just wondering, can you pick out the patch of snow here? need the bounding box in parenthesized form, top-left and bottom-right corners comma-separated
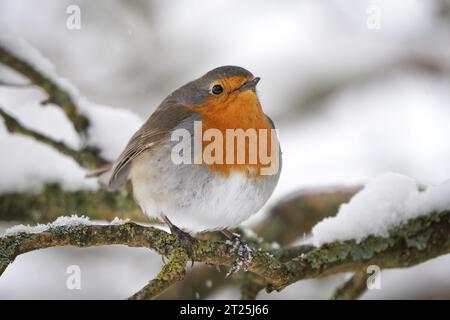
(2, 215, 129, 237)
(81, 102, 142, 161)
(3, 223, 49, 236)
(312, 172, 450, 246)
(110, 217, 130, 225)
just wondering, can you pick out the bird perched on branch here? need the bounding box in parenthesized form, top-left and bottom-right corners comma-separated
(103, 66, 281, 269)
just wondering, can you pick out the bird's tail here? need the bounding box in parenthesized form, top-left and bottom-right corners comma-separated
(85, 164, 113, 188)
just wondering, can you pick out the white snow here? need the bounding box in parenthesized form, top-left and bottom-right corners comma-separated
(312, 173, 450, 246)
(0, 88, 81, 149)
(1, 215, 129, 237)
(81, 102, 142, 161)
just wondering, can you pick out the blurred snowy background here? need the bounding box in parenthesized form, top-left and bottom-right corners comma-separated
(0, 0, 449, 299)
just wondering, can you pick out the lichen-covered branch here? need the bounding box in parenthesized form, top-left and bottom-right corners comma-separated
(156, 259, 227, 299)
(1, 210, 448, 299)
(276, 210, 450, 290)
(239, 272, 266, 300)
(0, 184, 144, 223)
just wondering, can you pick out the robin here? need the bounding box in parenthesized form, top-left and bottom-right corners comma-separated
(104, 66, 281, 269)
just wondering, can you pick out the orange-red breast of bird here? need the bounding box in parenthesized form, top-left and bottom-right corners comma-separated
(187, 75, 275, 177)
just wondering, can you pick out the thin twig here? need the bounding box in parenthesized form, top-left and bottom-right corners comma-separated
(0, 80, 31, 87)
(0, 106, 106, 168)
(331, 271, 368, 300)
(129, 248, 188, 299)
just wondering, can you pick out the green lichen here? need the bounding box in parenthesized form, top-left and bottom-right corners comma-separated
(158, 248, 187, 281)
(350, 237, 394, 260)
(306, 243, 352, 269)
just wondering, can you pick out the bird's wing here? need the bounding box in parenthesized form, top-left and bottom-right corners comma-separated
(108, 102, 194, 190)
(265, 114, 276, 130)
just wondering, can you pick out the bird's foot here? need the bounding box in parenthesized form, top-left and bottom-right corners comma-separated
(224, 233, 253, 277)
(168, 224, 197, 266)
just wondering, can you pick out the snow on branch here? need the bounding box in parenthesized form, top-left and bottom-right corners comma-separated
(312, 173, 450, 245)
(0, 106, 104, 168)
(1, 208, 449, 299)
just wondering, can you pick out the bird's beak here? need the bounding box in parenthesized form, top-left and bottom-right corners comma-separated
(234, 77, 260, 93)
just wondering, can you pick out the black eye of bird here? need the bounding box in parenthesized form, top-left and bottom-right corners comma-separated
(211, 84, 223, 95)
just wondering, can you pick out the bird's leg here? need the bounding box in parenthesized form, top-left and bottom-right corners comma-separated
(161, 214, 196, 265)
(220, 229, 253, 276)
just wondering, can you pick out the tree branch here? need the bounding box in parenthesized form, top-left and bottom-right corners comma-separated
(239, 272, 266, 300)
(0, 107, 106, 168)
(331, 271, 368, 300)
(129, 248, 188, 299)
(0, 45, 90, 136)
(0, 184, 144, 223)
(0, 45, 108, 169)
(0, 184, 356, 298)
(1, 210, 448, 298)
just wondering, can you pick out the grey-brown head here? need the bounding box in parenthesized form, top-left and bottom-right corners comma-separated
(167, 65, 259, 106)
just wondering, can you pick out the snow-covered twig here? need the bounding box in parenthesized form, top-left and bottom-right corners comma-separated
(0, 45, 108, 169)
(0, 106, 105, 168)
(331, 271, 368, 300)
(0, 45, 90, 136)
(1, 210, 449, 299)
(0, 40, 142, 169)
